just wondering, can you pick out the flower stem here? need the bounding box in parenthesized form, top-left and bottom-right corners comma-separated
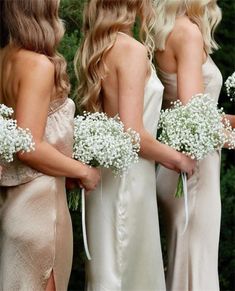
(175, 175, 184, 198)
(67, 189, 81, 211)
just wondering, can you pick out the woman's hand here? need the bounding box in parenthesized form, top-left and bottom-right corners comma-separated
(66, 166, 101, 192)
(79, 166, 101, 192)
(160, 150, 196, 177)
(176, 153, 196, 178)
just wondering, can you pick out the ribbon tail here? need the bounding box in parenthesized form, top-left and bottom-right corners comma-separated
(100, 168, 103, 204)
(81, 188, 92, 260)
(181, 172, 189, 234)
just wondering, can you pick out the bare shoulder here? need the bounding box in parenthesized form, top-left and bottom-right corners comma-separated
(112, 33, 148, 61)
(170, 17, 203, 47)
(14, 49, 54, 77)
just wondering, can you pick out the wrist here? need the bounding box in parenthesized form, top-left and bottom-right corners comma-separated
(74, 161, 89, 180)
(172, 150, 182, 169)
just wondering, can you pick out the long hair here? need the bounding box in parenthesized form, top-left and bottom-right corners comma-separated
(2, 0, 70, 97)
(75, 0, 156, 112)
(154, 0, 222, 54)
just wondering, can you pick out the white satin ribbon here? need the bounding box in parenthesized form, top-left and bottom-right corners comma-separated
(181, 172, 189, 234)
(81, 188, 92, 260)
(81, 170, 103, 261)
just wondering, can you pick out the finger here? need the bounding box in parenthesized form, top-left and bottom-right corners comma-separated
(188, 171, 193, 179)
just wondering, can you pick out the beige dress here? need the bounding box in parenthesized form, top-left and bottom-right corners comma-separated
(156, 56, 223, 291)
(0, 97, 75, 291)
(85, 67, 166, 291)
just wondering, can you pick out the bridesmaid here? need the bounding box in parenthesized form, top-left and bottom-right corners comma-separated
(75, 0, 195, 290)
(154, 0, 226, 290)
(0, 0, 100, 290)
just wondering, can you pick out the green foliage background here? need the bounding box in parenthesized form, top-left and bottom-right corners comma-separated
(59, 0, 235, 290)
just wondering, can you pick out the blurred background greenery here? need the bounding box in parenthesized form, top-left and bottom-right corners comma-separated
(59, 0, 235, 290)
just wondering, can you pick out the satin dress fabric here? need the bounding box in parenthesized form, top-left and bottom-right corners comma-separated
(85, 67, 166, 291)
(0, 97, 75, 291)
(156, 56, 223, 291)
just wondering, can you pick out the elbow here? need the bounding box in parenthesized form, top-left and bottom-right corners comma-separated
(17, 142, 39, 164)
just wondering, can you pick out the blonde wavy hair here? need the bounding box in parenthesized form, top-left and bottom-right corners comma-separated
(75, 0, 156, 112)
(154, 0, 222, 54)
(2, 0, 70, 97)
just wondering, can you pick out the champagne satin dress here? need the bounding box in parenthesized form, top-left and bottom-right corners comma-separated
(0, 97, 75, 291)
(85, 67, 166, 291)
(156, 56, 223, 291)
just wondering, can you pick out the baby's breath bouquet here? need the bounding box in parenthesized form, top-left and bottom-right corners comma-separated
(0, 104, 35, 164)
(225, 72, 235, 101)
(69, 111, 140, 209)
(158, 93, 235, 198)
(73, 112, 140, 173)
(70, 111, 140, 259)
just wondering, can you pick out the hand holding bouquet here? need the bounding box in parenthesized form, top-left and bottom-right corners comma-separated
(0, 104, 35, 164)
(158, 93, 235, 198)
(157, 93, 235, 233)
(69, 111, 140, 209)
(70, 111, 140, 259)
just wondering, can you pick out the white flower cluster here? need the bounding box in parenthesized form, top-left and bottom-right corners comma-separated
(158, 94, 235, 160)
(0, 104, 14, 117)
(225, 72, 235, 101)
(73, 112, 140, 175)
(0, 104, 35, 163)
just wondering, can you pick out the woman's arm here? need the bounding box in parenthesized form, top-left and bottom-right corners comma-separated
(115, 39, 195, 175)
(15, 53, 100, 191)
(173, 22, 205, 104)
(172, 23, 234, 150)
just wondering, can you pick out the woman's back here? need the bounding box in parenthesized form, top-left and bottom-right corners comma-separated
(0, 47, 58, 109)
(101, 33, 149, 117)
(156, 17, 207, 74)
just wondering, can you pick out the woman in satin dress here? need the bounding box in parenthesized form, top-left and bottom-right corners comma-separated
(0, 0, 100, 290)
(154, 1, 234, 290)
(75, 0, 196, 290)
